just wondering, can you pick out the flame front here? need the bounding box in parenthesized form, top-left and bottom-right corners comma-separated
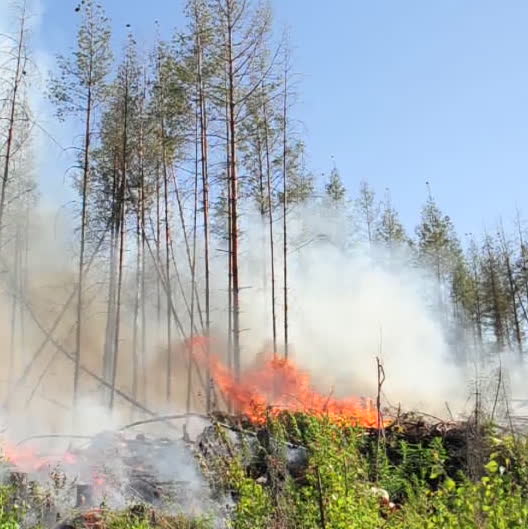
(188, 337, 387, 428)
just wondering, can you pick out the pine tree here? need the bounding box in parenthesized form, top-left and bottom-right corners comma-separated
(355, 180, 378, 246)
(48, 0, 112, 410)
(324, 165, 346, 204)
(213, 0, 273, 380)
(375, 189, 409, 250)
(481, 234, 509, 351)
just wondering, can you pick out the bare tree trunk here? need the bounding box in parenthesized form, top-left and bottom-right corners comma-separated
(132, 77, 147, 408)
(226, 6, 241, 381)
(73, 78, 93, 410)
(0, 1, 27, 249)
(162, 138, 172, 403)
(157, 49, 173, 404)
(282, 55, 289, 359)
(8, 223, 21, 397)
(110, 174, 126, 410)
(140, 141, 147, 406)
(256, 132, 267, 295)
(225, 69, 233, 409)
(262, 89, 277, 355)
(196, 25, 212, 412)
(171, 170, 205, 329)
(156, 163, 162, 325)
(186, 107, 200, 420)
(110, 68, 130, 410)
(103, 155, 118, 403)
(20, 202, 30, 359)
(132, 200, 141, 403)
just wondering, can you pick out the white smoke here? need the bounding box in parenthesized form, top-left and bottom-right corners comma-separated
(231, 207, 467, 417)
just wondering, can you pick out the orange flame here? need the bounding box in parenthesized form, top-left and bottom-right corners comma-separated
(187, 336, 388, 428)
(1, 443, 78, 473)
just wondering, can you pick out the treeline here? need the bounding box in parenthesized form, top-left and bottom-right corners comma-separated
(0, 0, 526, 418)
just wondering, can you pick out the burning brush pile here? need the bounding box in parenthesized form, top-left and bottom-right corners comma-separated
(0, 346, 505, 528)
(0, 429, 219, 527)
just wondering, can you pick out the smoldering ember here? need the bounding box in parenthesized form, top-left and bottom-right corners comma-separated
(2, 0, 528, 528)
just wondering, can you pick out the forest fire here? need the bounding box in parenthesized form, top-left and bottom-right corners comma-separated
(188, 336, 387, 428)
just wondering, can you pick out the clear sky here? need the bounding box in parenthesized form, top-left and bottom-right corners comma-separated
(31, 0, 528, 238)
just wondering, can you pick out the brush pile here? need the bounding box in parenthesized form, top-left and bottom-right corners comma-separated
(0, 410, 504, 528)
(1, 429, 213, 527)
(198, 410, 490, 486)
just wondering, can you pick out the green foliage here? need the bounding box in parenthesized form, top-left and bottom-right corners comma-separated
(103, 507, 211, 529)
(3, 417, 528, 528)
(48, 0, 113, 119)
(0, 485, 27, 529)
(213, 414, 528, 529)
(324, 167, 346, 204)
(375, 190, 409, 249)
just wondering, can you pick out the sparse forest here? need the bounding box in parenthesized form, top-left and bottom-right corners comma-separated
(2, 0, 528, 528)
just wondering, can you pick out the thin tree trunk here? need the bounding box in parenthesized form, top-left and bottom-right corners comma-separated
(225, 69, 233, 408)
(171, 169, 205, 329)
(0, 2, 27, 249)
(132, 200, 141, 403)
(103, 155, 118, 404)
(186, 105, 200, 420)
(140, 136, 147, 406)
(196, 25, 212, 412)
(226, 7, 241, 381)
(262, 89, 277, 355)
(156, 163, 162, 325)
(282, 55, 289, 359)
(110, 178, 126, 410)
(20, 202, 30, 359)
(110, 68, 129, 410)
(256, 129, 267, 295)
(162, 135, 172, 403)
(8, 223, 20, 398)
(157, 49, 173, 404)
(73, 78, 93, 410)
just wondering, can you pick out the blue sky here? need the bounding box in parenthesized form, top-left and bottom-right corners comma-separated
(32, 0, 528, 238)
